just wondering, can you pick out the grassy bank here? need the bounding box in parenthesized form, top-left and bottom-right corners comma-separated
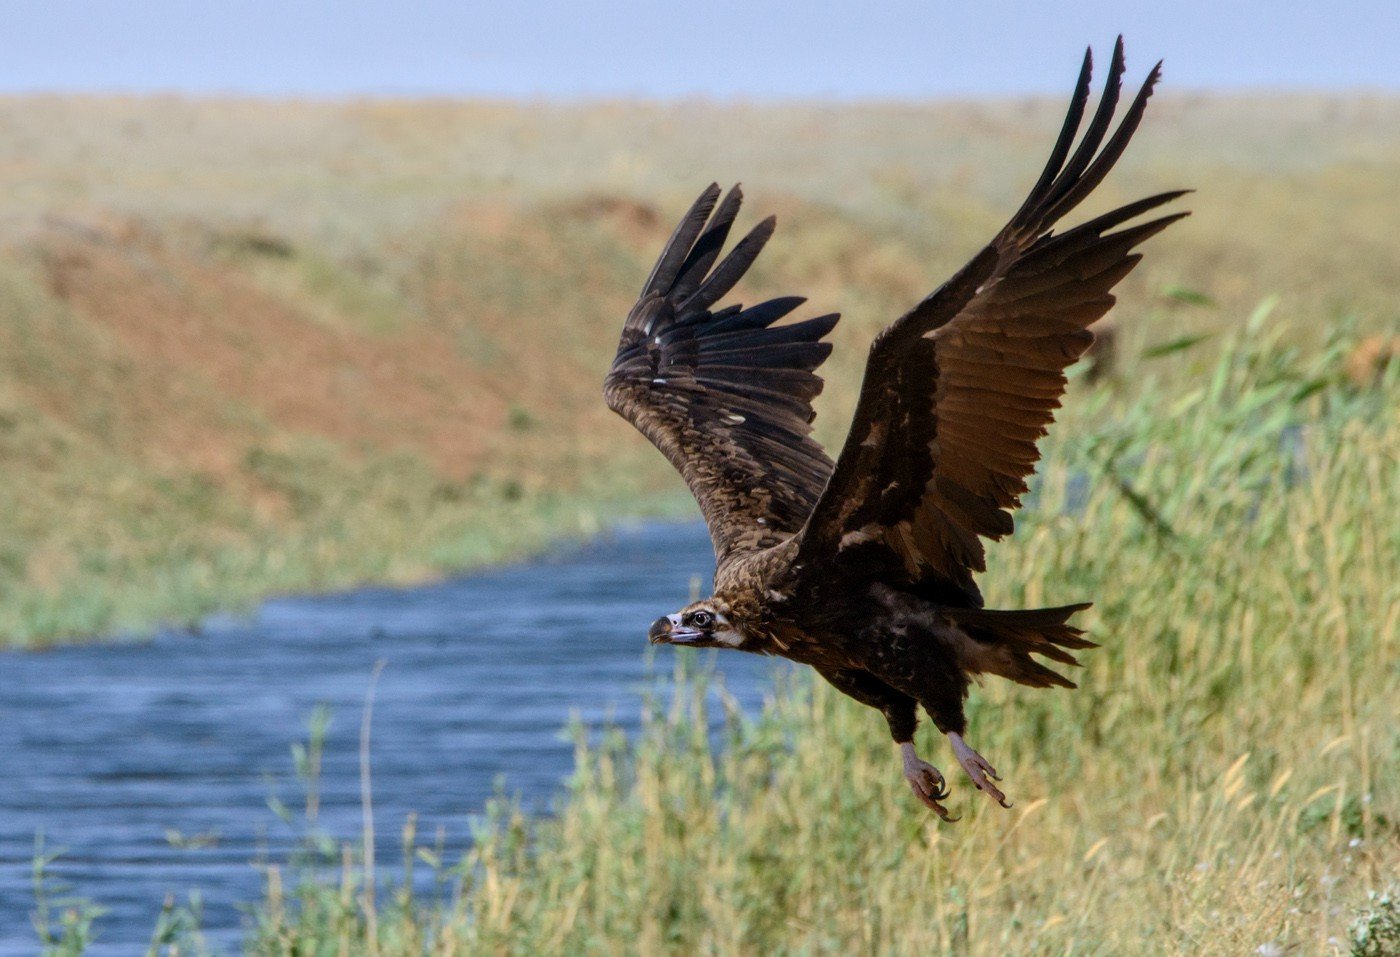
(4, 93, 1396, 953)
(0, 195, 695, 647)
(3, 94, 1400, 647)
(228, 329, 1398, 955)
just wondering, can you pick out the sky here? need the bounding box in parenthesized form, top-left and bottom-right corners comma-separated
(3, 0, 1396, 99)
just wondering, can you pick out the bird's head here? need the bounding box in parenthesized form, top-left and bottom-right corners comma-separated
(648, 598, 746, 648)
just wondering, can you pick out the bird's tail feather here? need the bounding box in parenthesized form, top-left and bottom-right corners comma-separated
(944, 602, 1096, 689)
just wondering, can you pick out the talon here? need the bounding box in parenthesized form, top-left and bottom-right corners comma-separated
(931, 801, 961, 823)
(900, 742, 960, 821)
(948, 732, 1012, 810)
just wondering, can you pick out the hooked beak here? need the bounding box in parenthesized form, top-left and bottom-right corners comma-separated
(648, 614, 703, 645)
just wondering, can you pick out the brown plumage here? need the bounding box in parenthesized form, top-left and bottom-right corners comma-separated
(605, 38, 1186, 819)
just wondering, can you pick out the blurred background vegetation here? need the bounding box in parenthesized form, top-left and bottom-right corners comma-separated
(2, 90, 1398, 954)
(249, 311, 1400, 954)
(1, 94, 1397, 648)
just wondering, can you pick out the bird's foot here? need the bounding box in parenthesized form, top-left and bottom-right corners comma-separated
(949, 732, 1011, 808)
(900, 742, 958, 822)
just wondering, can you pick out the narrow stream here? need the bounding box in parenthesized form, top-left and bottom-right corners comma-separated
(0, 522, 787, 954)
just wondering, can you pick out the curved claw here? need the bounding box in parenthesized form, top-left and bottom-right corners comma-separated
(901, 745, 961, 821)
(915, 766, 951, 804)
(967, 761, 1009, 807)
(949, 733, 1012, 809)
(910, 770, 959, 822)
(932, 801, 961, 823)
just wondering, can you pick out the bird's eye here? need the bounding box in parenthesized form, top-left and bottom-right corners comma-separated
(690, 610, 713, 628)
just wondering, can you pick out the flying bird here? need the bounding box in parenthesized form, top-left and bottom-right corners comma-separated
(604, 39, 1186, 819)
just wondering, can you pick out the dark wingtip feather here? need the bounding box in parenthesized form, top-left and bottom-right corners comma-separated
(706, 295, 807, 335)
(684, 214, 777, 314)
(1110, 210, 1191, 248)
(1040, 38, 1128, 214)
(1039, 60, 1161, 225)
(642, 183, 720, 298)
(672, 184, 745, 302)
(1013, 40, 1168, 237)
(1050, 189, 1191, 244)
(805, 312, 841, 340)
(1012, 47, 1094, 229)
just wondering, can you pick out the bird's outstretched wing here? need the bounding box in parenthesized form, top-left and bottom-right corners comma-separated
(604, 185, 839, 567)
(796, 38, 1188, 606)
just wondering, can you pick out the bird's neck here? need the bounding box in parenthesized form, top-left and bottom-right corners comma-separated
(711, 537, 804, 652)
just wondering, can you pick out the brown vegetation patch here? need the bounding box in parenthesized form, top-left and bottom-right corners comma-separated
(1345, 335, 1398, 389)
(32, 220, 501, 481)
(554, 193, 663, 245)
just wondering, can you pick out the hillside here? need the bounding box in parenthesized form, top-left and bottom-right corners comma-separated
(1, 93, 1397, 646)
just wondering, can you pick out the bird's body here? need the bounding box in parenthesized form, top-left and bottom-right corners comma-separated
(607, 38, 1185, 818)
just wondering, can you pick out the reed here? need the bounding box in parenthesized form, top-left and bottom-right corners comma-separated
(245, 331, 1399, 956)
(4, 93, 1397, 953)
(3, 94, 1399, 649)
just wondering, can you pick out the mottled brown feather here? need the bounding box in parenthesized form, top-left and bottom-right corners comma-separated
(604, 185, 839, 570)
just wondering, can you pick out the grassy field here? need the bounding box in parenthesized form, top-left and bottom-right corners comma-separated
(2, 91, 1398, 954)
(240, 334, 1399, 956)
(2, 92, 1399, 647)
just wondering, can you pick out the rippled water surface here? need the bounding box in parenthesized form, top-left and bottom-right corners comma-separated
(0, 522, 786, 953)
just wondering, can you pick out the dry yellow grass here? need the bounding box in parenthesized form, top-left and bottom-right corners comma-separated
(252, 331, 1399, 956)
(2, 93, 1397, 647)
(1, 93, 1396, 948)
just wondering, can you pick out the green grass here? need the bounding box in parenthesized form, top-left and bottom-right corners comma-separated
(2, 93, 1399, 648)
(228, 329, 1398, 956)
(0, 425, 691, 648)
(2, 92, 1397, 951)
(0, 212, 690, 648)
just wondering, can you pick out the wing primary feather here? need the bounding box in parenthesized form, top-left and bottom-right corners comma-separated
(1036, 36, 1127, 218)
(1011, 198, 1187, 284)
(698, 342, 833, 369)
(705, 295, 807, 335)
(642, 184, 720, 298)
(682, 216, 777, 314)
(675, 302, 741, 329)
(700, 313, 839, 351)
(1079, 212, 1190, 263)
(1010, 46, 1093, 230)
(672, 185, 744, 302)
(1053, 189, 1191, 242)
(1041, 60, 1163, 225)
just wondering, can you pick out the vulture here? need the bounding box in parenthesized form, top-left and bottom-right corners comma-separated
(604, 39, 1186, 819)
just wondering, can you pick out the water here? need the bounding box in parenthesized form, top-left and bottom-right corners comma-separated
(0, 522, 787, 953)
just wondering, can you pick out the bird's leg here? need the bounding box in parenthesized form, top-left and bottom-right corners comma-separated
(900, 741, 958, 822)
(812, 667, 961, 820)
(948, 732, 1010, 808)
